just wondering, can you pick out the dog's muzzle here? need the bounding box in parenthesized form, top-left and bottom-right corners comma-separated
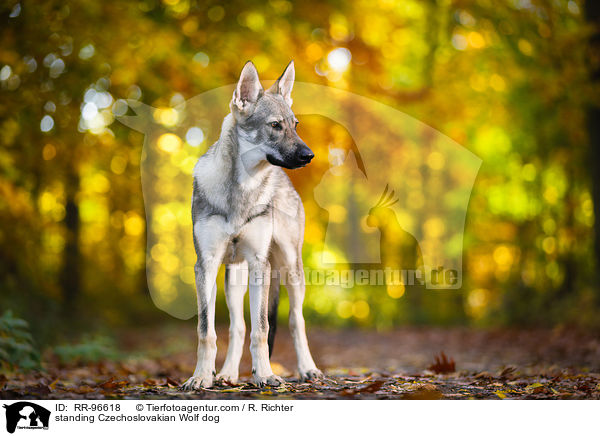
(295, 144, 314, 165)
(267, 144, 315, 169)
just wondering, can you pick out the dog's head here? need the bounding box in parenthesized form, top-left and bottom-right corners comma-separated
(230, 61, 314, 169)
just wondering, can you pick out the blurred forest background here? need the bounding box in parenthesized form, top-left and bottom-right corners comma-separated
(1, 0, 600, 357)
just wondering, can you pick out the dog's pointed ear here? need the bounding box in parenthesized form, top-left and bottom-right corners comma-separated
(268, 60, 295, 107)
(232, 61, 263, 111)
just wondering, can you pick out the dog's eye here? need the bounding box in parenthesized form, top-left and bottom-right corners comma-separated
(270, 121, 282, 130)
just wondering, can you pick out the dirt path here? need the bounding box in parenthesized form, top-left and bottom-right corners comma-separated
(2, 326, 599, 399)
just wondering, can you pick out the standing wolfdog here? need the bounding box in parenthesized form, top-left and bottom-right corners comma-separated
(182, 61, 322, 390)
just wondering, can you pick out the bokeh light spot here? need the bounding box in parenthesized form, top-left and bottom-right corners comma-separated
(387, 283, 405, 299)
(40, 115, 54, 132)
(352, 300, 370, 319)
(157, 133, 182, 153)
(42, 144, 56, 160)
(327, 48, 352, 72)
(336, 300, 353, 319)
(124, 212, 145, 236)
(185, 127, 205, 147)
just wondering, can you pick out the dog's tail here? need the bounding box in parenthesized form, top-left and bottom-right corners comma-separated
(267, 271, 281, 358)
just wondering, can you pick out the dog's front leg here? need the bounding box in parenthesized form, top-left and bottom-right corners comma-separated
(182, 219, 227, 391)
(240, 217, 283, 387)
(247, 256, 283, 387)
(182, 265, 219, 390)
(217, 262, 248, 384)
(281, 247, 322, 382)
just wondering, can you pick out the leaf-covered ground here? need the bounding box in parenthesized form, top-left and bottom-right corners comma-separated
(2, 326, 600, 399)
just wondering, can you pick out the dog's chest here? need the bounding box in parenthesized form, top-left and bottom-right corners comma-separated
(223, 206, 272, 265)
(228, 180, 273, 226)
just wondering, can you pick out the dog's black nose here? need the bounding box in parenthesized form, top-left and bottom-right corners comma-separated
(297, 145, 314, 163)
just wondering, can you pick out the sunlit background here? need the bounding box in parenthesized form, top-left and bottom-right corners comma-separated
(1, 0, 599, 346)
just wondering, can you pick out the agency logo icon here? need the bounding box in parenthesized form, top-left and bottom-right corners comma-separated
(2, 402, 50, 434)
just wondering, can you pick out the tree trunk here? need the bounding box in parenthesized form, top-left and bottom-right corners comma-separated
(585, 2, 600, 271)
(60, 171, 80, 313)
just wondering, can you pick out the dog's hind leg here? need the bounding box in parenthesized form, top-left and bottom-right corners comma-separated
(267, 263, 281, 358)
(239, 216, 283, 387)
(217, 262, 248, 384)
(276, 243, 323, 382)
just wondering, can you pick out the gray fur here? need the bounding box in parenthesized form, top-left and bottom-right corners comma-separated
(182, 61, 322, 391)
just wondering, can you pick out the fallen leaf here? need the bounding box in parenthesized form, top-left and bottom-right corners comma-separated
(420, 383, 438, 391)
(165, 377, 180, 387)
(475, 371, 493, 380)
(402, 387, 443, 400)
(340, 380, 385, 396)
(48, 379, 59, 391)
(500, 366, 516, 380)
(428, 352, 455, 374)
(98, 377, 127, 391)
(26, 384, 51, 395)
(66, 386, 97, 394)
(220, 387, 244, 393)
(356, 379, 385, 393)
(143, 378, 159, 387)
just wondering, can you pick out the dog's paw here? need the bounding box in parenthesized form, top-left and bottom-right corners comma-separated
(216, 372, 239, 385)
(299, 368, 324, 382)
(181, 375, 214, 391)
(252, 373, 285, 388)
